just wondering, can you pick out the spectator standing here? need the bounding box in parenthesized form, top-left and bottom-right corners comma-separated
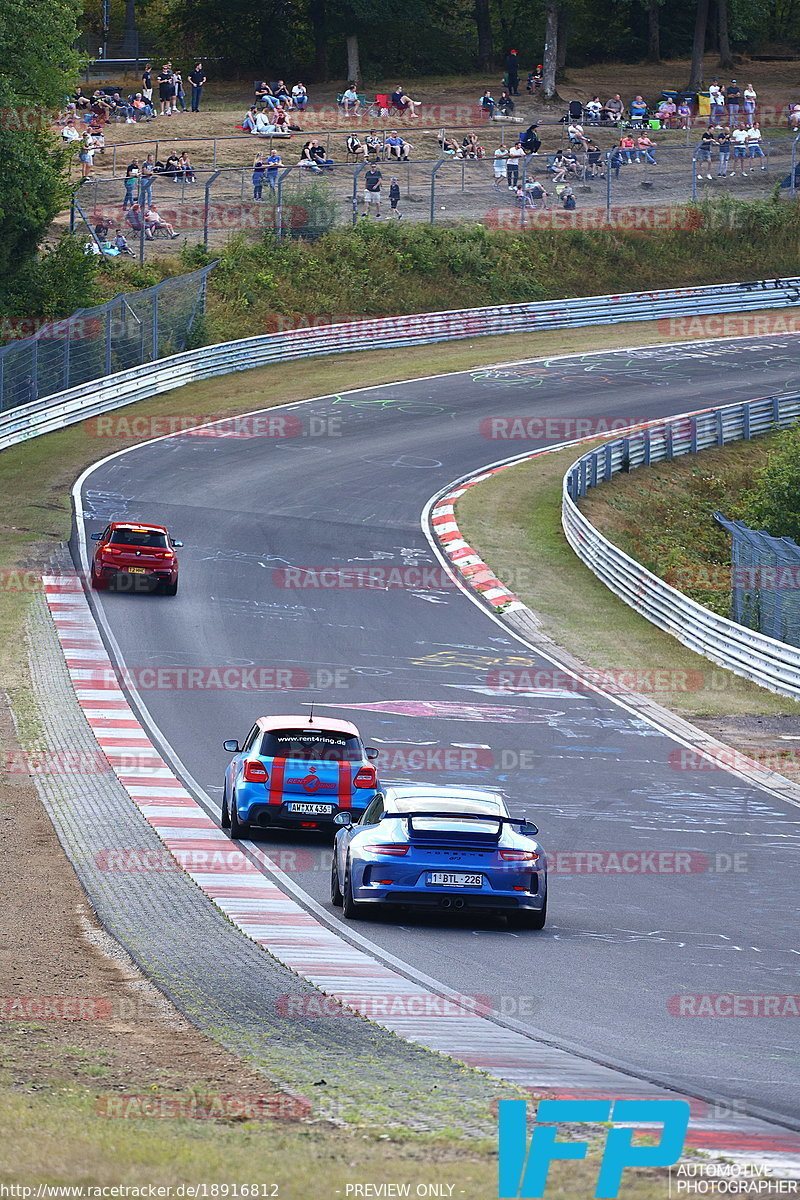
(716, 127, 731, 176)
(78, 133, 94, 179)
(140, 154, 155, 203)
(141, 64, 153, 112)
(173, 71, 187, 112)
(389, 177, 403, 218)
(709, 81, 725, 124)
(252, 157, 266, 200)
(189, 62, 206, 111)
(506, 50, 520, 96)
(730, 124, 748, 173)
(726, 80, 741, 123)
(266, 150, 282, 190)
(123, 159, 139, 208)
(506, 139, 525, 187)
(363, 164, 382, 217)
(743, 84, 757, 119)
(609, 143, 623, 178)
(746, 123, 766, 170)
(493, 142, 509, 189)
(158, 63, 174, 116)
(696, 128, 714, 178)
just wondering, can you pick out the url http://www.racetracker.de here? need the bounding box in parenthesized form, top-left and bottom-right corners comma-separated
(0, 1189, 281, 1199)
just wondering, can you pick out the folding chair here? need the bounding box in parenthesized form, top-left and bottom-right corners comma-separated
(363, 93, 390, 120)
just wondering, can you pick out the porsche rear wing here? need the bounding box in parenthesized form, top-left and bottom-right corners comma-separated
(382, 811, 537, 837)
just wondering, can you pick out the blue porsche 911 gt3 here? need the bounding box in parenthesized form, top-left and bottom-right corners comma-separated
(330, 783, 547, 929)
(222, 714, 380, 837)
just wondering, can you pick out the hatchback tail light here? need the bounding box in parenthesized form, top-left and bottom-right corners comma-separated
(243, 760, 269, 783)
(353, 766, 377, 789)
(362, 844, 409, 856)
(499, 849, 539, 862)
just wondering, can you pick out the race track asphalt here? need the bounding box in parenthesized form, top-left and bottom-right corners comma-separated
(73, 336, 800, 1125)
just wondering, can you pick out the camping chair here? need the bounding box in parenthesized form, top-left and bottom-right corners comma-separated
(364, 93, 390, 120)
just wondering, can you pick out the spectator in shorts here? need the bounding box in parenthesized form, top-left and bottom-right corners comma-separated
(347, 133, 369, 160)
(603, 94, 623, 122)
(125, 202, 153, 239)
(341, 85, 360, 116)
(493, 143, 509, 189)
(363, 164, 382, 216)
(568, 121, 589, 150)
(717, 127, 731, 176)
(78, 133, 95, 179)
(730, 124, 748, 173)
(389, 177, 403, 218)
(391, 87, 421, 116)
(158, 63, 175, 116)
(114, 230, 136, 256)
(61, 119, 80, 144)
(746, 123, 766, 169)
(696, 128, 714, 177)
(384, 130, 412, 160)
(366, 130, 383, 158)
(146, 206, 179, 237)
(657, 97, 677, 127)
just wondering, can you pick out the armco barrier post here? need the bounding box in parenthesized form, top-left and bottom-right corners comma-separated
(203, 170, 221, 250)
(430, 157, 447, 224)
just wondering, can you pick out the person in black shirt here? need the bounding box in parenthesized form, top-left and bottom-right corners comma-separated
(506, 50, 520, 96)
(189, 63, 206, 112)
(141, 65, 153, 110)
(158, 63, 174, 116)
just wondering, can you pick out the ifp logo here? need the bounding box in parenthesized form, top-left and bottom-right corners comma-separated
(498, 1098, 690, 1197)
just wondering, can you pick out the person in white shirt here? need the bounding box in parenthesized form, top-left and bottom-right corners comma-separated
(709, 82, 725, 124)
(493, 143, 509, 189)
(730, 125, 748, 174)
(568, 121, 589, 150)
(341, 86, 360, 116)
(585, 97, 602, 122)
(746, 122, 766, 169)
(506, 140, 525, 187)
(291, 83, 308, 111)
(743, 84, 757, 118)
(61, 121, 80, 143)
(255, 110, 276, 135)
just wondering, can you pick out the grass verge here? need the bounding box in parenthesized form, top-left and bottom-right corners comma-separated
(455, 441, 799, 721)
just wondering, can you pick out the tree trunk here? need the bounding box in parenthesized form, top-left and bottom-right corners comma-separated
(556, 4, 568, 74)
(474, 0, 493, 73)
(687, 0, 709, 91)
(346, 34, 360, 86)
(542, 0, 559, 101)
(121, 0, 138, 57)
(717, 0, 734, 68)
(647, 0, 661, 63)
(309, 0, 328, 80)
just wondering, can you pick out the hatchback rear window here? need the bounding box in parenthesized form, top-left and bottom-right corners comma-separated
(261, 728, 362, 762)
(110, 529, 168, 548)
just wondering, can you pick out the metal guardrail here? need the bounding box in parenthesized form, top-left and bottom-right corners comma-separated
(3, 275, 800, 455)
(562, 393, 800, 699)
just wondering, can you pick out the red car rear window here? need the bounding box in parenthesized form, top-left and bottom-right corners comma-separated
(110, 530, 168, 548)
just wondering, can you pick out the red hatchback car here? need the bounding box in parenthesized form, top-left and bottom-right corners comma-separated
(90, 522, 182, 595)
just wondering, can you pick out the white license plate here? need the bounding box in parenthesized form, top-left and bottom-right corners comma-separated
(286, 802, 334, 815)
(427, 871, 483, 888)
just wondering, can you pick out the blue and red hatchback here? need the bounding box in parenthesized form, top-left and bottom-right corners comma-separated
(221, 715, 380, 838)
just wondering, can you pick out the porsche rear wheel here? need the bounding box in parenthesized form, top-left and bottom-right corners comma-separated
(330, 853, 343, 907)
(342, 859, 364, 919)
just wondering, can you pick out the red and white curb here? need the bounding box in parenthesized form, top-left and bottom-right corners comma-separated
(431, 480, 525, 612)
(42, 573, 800, 1168)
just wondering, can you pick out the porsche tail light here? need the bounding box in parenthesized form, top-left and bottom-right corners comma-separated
(243, 760, 269, 783)
(499, 849, 539, 862)
(362, 844, 409, 856)
(353, 766, 377, 788)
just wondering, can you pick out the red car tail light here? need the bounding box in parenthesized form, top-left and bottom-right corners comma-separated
(362, 844, 409, 856)
(242, 760, 269, 783)
(353, 766, 377, 789)
(499, 849, 540, 862)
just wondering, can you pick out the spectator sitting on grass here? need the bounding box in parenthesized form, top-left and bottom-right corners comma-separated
(298, 140, 323, 170)
(114, 230, 136, 256)
(61, 119, 80, 143)
(619, 133, 635, 163)
(291, 82, 308, 110)
(255, 109, 277, 135)
(498, 90, 514, 115)
(273, 106, 290, 133)
(384, 130, 412, 160)
(73, 86, 91, 110)
(310, 140, 334, 168)
(480, 89, 495, 114)
(146, 207, 179, 238)
(164, 152, 181, 180)
(438, 132, 459, 156)
(562, 148, 582, 177)
(242, 106, 259, 132)
(391, 87, 421, 116)
(461, 132, 485, 159)
(561, 183, 576, 209)
(177, 151, 195, 182)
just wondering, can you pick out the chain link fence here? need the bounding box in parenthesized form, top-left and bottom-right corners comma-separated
(0, 263, 215, 413)
(715, 512, 800, 647)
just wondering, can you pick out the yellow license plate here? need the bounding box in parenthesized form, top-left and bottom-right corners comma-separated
(126, 567, 147, 574)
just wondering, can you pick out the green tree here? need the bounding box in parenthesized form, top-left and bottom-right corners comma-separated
(735, 424, 800, 543)
(0, 0, 83, 307)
